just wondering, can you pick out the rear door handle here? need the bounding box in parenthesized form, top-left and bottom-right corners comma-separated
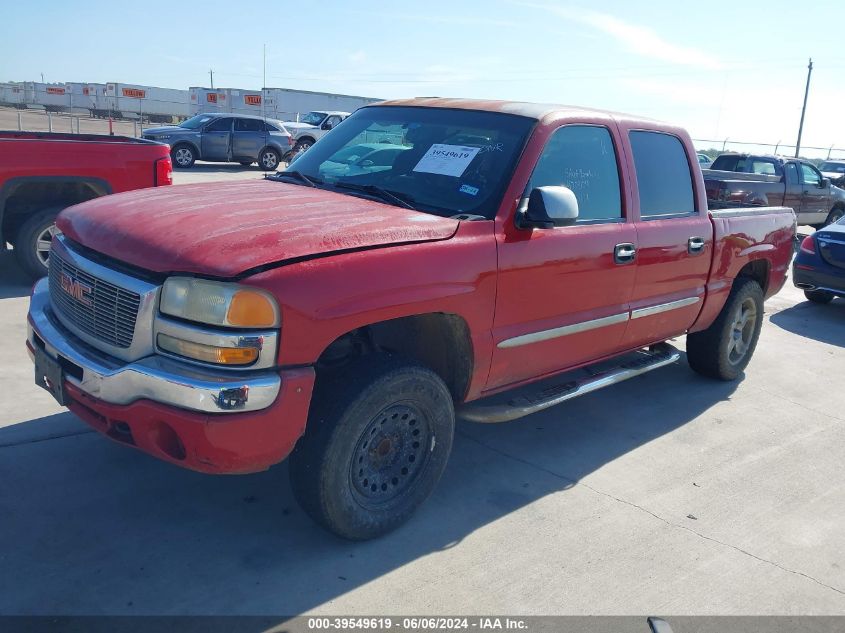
(688, 236, 706, 254)
(614, 242, 636, 264)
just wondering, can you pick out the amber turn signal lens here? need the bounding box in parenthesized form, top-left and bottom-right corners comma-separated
(157, 333, 259, 366)
(226, 290, 279, 328)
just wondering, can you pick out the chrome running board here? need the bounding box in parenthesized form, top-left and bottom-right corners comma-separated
(458, 343, 681, 423)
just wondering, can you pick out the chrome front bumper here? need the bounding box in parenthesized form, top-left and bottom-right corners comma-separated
(27, 278, 281, 413)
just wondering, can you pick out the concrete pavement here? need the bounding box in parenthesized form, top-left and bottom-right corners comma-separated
(0, 215, 843, 614)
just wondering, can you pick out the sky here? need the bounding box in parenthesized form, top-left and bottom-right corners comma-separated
(2, 0, 844, 158)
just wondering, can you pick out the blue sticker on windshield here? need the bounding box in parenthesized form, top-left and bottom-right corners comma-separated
(459, 184, 479, 196)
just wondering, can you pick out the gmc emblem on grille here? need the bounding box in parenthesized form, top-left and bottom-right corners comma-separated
(60, 271, 94, 308)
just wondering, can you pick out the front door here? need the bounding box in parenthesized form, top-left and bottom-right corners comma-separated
(232, 117, 267, 161)
(799, 162, 831, 226)
(201, 117, 233, 161)
(488, 123, 637, 391)
(619, 129, 710, 349)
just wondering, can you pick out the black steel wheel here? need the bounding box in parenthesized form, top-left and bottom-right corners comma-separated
(289, 354, 454, 540)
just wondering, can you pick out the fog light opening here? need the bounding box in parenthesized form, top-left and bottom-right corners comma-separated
(151, 421, 186, 461)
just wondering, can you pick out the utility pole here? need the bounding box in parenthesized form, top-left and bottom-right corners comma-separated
(40, 72, 44, 83)
(795, 58, 813, 158)
(209, 69, 214, 90)
(262, 43, 267, 119)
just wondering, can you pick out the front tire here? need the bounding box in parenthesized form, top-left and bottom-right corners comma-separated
(824, 206, 844, 228)
(13, 207, 61, 280)
(171, 144, 196, 168)
(293, 138, 313, 154)
(289, 355, 455, 540)
(804, 289, 834, 304)
(686, 278, 764, 381)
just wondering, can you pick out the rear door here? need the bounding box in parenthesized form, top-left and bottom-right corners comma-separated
(487, 122, 638, 390)
(798, 162, 831, 225)
(619, 129, 711, 350)
(232, 117, 267, 160)
(201, 117, 233, 161)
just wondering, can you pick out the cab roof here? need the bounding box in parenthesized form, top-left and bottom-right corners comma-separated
(371, 97, 658, 124)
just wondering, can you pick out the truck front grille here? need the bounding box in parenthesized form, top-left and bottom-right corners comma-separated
(48, 250, 141, 349)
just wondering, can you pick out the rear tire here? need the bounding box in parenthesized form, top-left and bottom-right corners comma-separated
(804, 289, 834, 304)
(686, 278, 764, 381)
(258, 147, 280, 171)
(13, 207, 61, 280)
(171, 144, 196, 168)
(289, 354, 455, 540)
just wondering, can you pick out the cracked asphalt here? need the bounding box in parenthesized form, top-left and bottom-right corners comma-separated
(1, 184, 843, 615)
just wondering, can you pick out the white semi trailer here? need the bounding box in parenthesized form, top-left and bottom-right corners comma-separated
(98, 83, 190, 122)
(188, 86, 380, 120)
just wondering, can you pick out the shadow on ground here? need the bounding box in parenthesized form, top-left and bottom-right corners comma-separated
(0, 357, 739, 616)
(0, 252, 32, 299)
(770, 298, 845, 347)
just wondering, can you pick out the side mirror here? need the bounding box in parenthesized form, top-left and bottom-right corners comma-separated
(321, 122, 334, 130)
(821, 177, 830, 188)
(359, 159, 374, 167)
(517, 186, 579, 229)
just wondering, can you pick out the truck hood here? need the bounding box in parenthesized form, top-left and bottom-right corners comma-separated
(282, 122, 316, 131)
(57, 180, 460, 277)
(141, 125, 184, 135)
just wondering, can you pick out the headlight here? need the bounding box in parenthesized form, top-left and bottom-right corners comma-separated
(160, 277, 280, 328)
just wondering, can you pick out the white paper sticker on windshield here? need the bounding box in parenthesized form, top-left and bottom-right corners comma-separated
(412, 144, 480, 177)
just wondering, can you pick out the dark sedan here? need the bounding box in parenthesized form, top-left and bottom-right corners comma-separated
(793, 217, 845, 303)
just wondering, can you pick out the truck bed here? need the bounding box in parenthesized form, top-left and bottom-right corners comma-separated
(0, 130, 164, 145)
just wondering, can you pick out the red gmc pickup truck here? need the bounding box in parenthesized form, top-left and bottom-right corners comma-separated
(0, 131, 172, 279)
(26, 99, 795, 539)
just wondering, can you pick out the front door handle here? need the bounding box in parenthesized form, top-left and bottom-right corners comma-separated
(688, 236, 706, 254)
(614, 242, 636, 264)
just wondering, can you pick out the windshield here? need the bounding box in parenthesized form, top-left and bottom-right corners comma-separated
(820, 162, 845, 174)
(283, 106, 535, 218)
(300, 111, 327, 126)
(179, 114, 214, 129)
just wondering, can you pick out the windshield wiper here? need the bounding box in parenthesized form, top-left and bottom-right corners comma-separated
(333, 182, 417, 210)
(271, 171, 319, 188)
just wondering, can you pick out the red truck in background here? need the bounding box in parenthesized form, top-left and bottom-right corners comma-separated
(0, 131, 172, 279)
(26, 99, 795, 540)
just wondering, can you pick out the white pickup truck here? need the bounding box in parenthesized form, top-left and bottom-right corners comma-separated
(283, 110, 349, 153)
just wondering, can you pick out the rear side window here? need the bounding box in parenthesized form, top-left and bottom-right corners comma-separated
(205, 117, 232, 132)
(629, 131, 695, 218)
(235, 118, 263, 132)
(527, 125, 622, 222)
(750, 159, 778, 175)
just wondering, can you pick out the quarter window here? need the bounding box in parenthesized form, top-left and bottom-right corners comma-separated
(527, 125, 622, 222)
(205, 117, 233, 132)
(630, 131, 695, 218)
